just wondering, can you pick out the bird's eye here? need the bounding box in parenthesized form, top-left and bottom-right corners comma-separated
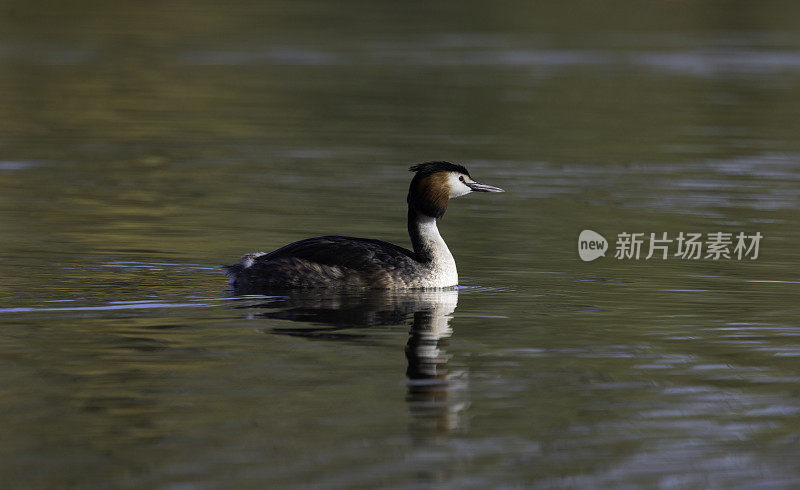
(459, 175, 465, 182)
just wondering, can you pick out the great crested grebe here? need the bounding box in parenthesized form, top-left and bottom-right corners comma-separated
(225, 162, 504, 291)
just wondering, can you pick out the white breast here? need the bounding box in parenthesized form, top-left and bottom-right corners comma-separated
(413, 217, 458, 288)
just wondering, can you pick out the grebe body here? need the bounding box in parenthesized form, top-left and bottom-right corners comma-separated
(225, 162, 503, 291)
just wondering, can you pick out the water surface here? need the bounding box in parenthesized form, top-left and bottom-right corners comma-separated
(1, 1, 800, 487)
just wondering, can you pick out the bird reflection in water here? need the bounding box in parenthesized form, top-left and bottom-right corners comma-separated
(240, 289, 468, 440)
(403, 291, 469, 441)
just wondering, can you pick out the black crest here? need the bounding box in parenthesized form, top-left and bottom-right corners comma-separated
(409, 161, 470, 177)
(407, 161, 469, 219)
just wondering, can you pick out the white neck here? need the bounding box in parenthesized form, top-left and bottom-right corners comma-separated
(408, 211, 458, 287)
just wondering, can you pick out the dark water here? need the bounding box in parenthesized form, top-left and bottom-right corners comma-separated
(2, 1, 800, 487)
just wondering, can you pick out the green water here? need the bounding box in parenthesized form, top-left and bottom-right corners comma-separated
(2, 1, 800, 487)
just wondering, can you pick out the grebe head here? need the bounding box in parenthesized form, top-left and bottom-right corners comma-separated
(407, 161, 504, 218)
